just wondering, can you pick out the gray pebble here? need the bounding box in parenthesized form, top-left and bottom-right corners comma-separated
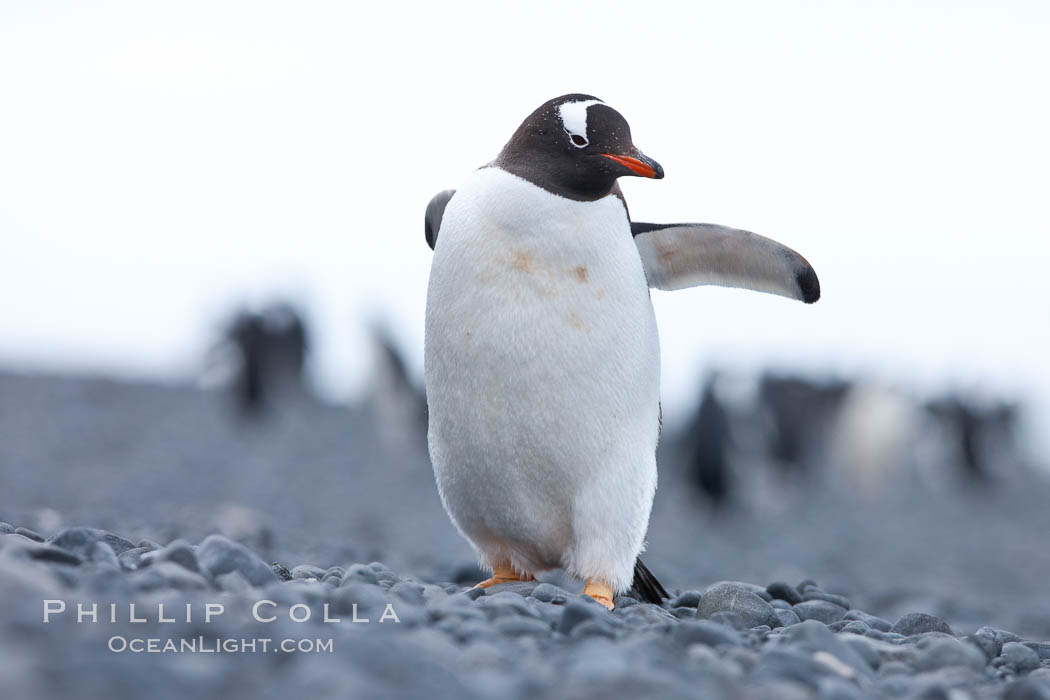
(776, 608, 802, 627)
(670, 590, 702, 608)
(132, 561, 211, 591)
(341, 563, 379, 585)
(802, 590, 851, 610)
(673, 619, 743, 648)
(375, 570, 399, 587)
(558, 598, 604, 635)
(767, 581, 804, 605)
(462, 587, 485, 601)
(0, 522, 14, 534)
(793, 600, 848, 624)
(709, 611, 750, 630)
(116, 547, 150, 571)
(196, 534, 278, 586)
(290, 564, 326, 580)
(842, 609, 892, 632)
(530, 582, 569, 604)
(838, 621, 870, 635)
(966, 627, 1002, 660)
(697, 582, 781, 629)
(671, 606, 696, 620)
(140, 540, 200, 573)
(483, 580, 538, 598)
(48, 527, 135, 557)
(890, 612, 954, 636)
(1027, 643, 1050, 660)
(913, 636, 986, 672)
(841, 635, 881, 669)
(3, 537, 82, 565)
(1003, 642, 1043, 674)
(15, 527, 45, 542)
(88, 541, 120, 569)
(705, 579, 773, 601)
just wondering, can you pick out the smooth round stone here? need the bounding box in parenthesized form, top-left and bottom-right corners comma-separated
(462, 587, 486, 601)
(196, 534, 278, 586)
(671, 606, 696, 620)
(48, 527, 135, 557)
(483, 581, 538, 598)
(842, 610, 892, 632)
(793, 600, 848, 624)
(116, 547, 150, 571)
(14, 527, 44, 542)
(838, 621, 870, 635)
(802, 590, 851, 610)
(290, 564, 326, 580)
(913, 637, 986, 672)
(530, 582, 569, 604)
(704, 580, 773, 601)
(670, 590, 702, 608)
(767, 581, 803, 605)
(1002, 642, 1043, 674)
(0, 522, 14, 534)
(342, 563, 379, 585)
(140, 541, 200, 573)
(776, 609, 801, 628)
(697, 582, 780, 629)
(890, 613, 954, 637)
(967, 628, 1003, 660)
(558, 598, 604, 635)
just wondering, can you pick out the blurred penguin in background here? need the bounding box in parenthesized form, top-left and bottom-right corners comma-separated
(759, 374, 851, 477)
(925, 395, 1024, 483)
(682, 374, 733, 505)
(210, 301, 312, 417)
(365, 321, 428, 452)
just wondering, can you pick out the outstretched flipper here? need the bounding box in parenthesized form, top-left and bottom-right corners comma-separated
(632, 222, 820, 303)
(425, 189, 456, 250)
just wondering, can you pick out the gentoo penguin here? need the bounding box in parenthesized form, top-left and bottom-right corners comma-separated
(424, 94, 819, 609)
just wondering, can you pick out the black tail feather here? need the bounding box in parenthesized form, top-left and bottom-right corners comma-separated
(630, 558, 669, 604)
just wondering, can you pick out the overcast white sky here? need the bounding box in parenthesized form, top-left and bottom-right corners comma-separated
(1, 1, 1048, 437)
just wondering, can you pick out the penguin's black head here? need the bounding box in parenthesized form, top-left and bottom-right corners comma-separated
(494, 93, 663, 201)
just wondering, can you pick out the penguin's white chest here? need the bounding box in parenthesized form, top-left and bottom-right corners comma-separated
(424, 167, 660, 586)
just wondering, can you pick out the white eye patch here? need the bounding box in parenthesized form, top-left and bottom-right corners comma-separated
(557, 99, 604, 148)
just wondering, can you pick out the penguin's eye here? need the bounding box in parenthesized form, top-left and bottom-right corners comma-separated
(570, 134, 587, 147)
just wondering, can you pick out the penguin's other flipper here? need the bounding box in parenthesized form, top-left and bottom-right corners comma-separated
(632, 222, 820, 303)
(425, 189, 456, 250)
(630, 557, 669, 604)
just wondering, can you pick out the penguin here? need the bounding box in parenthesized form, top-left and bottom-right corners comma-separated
(423, 94, 819, 609)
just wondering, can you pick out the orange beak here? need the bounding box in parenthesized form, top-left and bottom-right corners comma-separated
(599, 151, 664, 179)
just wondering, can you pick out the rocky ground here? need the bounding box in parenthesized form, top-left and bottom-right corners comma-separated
(1, 370, 1049, 699)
